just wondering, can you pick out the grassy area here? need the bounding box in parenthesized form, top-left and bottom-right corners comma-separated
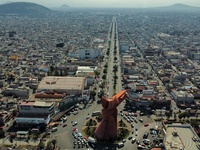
(82, 117, 131, 141)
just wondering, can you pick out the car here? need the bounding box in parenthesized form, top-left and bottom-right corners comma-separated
(122, 139, 126, 143)
(73, 128, 77, 131)
(139, 119, 143, 122)
(84, 136, 88, 141)
(132, 138, 136, 143)
(149, 128, 154, 131)
(137, 145, 145, 149)
(117, 142, 124, 148)
(62, 123, 67, 127)
(140, 112, 144, 116)
(132, 130, 134, 134)
(52, 127, 57, 132)
(143, 139, 150, 144)
(137, 140, 140, 145)
(128, 136, 132, 140)
(144, 123, 149, 127)
(135, 132, 138, 136)
(73, 111, 78, 115)
(72, 122, 78, 126)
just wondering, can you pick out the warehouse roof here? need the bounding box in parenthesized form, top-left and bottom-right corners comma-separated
(37, 76, 85, 91)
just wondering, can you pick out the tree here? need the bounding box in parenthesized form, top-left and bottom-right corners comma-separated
(38, 141, 45, 150)
(113, 75, 118, 80)
(50, 65, 55, 72)
(95, 71, 100, 77)
(174, 112, 177, 120)
(102, 75, 106, 80)
(106, 51, 110, 56)
(0, 130, 5, 138)
(46, 141, 54, 150)
(104, 64, 108, 68)
(90, 90, 96, 101)
(178, 114, 182, 120)
(113, 65, 118, 72)
(103, 69, 107, 74)
(54, 69, 59, 76)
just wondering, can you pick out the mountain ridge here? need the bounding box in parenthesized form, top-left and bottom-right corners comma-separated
(0, 2, 53, 16)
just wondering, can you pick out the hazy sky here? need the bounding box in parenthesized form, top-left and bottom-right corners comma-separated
(1, 0, 200, 8)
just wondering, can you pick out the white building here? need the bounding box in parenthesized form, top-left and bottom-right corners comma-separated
(15, 101, 55, 126)
(78, 49, 101, 59)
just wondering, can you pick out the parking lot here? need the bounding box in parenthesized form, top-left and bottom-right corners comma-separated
(117, 111, 163, 149)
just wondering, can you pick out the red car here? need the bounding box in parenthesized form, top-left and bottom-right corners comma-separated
(144, 123, 149, 127)
(84, 136, 88, 141)
(63, 123, 67, 127)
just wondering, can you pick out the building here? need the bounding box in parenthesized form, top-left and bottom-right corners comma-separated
(78, 49, 101, 59)
(0, 110, 13, 126)
(58, 95, 78, 111)
(164, 124, 200, 150)
(171, 90, 194, 103)
(2, 87, 32, 98)
(37, 76, 86, 95)
(15, 101, 55, 127)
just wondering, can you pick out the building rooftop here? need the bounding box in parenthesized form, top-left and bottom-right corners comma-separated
(20, 101, 53, 107)
(164, 124, 200, 150)
(37, 76, 85, 91)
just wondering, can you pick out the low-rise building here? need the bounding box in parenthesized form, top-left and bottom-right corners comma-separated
(171, 90, 194, 103)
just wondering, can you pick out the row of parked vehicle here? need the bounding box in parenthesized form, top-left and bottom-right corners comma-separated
(72, 128, 90, 149)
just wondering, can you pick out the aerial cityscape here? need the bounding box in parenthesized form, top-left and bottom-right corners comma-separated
(0, 1, 200, 150)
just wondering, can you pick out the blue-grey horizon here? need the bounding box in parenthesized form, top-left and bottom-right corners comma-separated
(0, 0, 199, 8)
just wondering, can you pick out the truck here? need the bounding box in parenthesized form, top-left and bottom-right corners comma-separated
(88, 136, 97, 144)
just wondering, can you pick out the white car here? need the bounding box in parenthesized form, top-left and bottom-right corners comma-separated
(139, 119, 143, 122)
(132, 138, 136, 143)
(72, 122, 78, 126)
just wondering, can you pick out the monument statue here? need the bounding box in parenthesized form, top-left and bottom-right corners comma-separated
(95, 90, 128, 139)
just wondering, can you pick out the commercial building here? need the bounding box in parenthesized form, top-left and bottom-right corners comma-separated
(37, 76, 86, 95)
(78, 49, 101, 59)
(15, 101, 55, 126)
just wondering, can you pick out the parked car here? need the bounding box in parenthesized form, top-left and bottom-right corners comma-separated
(132, 138, 136, 143)
(144, 123, 149, 127)
(72, 122, 78, 126)
(128, 136, 132, 140)
(62, 123, 67, 127)
(139, 119, 143, 122)
(117, 142, 124, 148)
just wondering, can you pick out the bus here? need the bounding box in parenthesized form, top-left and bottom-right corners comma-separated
(92, 111, 101, 116)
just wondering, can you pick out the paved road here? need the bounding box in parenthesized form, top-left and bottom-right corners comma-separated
(52, 103, 103, 150)
(107, 17, 116, 97)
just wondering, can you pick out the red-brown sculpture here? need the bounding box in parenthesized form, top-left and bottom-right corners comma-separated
(95, 90, 128, 139)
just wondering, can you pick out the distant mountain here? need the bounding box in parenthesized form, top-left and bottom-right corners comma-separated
(167, 3, 200, 9)
(51, 4, 70, 11)
(0, 2, 53, 16)
(154, 3, 200, 12)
